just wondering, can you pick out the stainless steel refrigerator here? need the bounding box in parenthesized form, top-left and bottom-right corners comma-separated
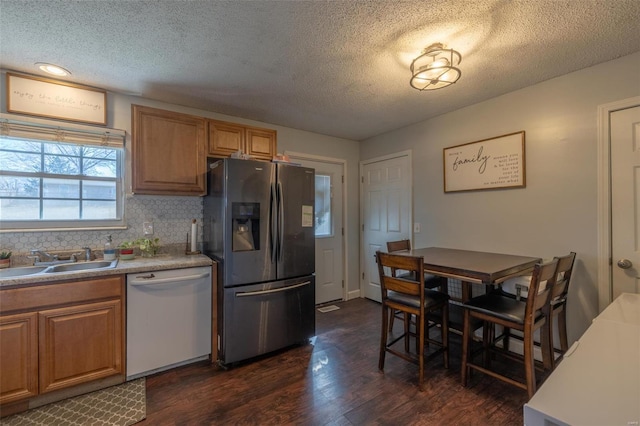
(203, 158, 315, 365)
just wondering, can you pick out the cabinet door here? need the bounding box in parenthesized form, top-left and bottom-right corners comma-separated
(0, 313, 38, 404)
(246, 127, 277, 161)
(39, 299, 123, 394)
(208, 120, 245, 157)
(132, 105, 206, 195)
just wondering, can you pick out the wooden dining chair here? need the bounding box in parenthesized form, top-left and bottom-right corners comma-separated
(500, 252, 576, 368)
(376, 251, 449, 390)
(386, 239, 448, 332)
(461, 259, 558, 399)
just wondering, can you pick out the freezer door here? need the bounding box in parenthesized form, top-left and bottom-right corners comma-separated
(224, 159, 276, 286)
(220, 276, 316, 364)
(276, 164, 315, 279)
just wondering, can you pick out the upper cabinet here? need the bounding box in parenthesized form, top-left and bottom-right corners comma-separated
(208, 119, 277, 161)
(132, 105, 207, 196)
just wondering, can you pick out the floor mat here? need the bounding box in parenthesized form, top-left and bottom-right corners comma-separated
(317, 305, 340, 313)
(2, 378, 146, 426)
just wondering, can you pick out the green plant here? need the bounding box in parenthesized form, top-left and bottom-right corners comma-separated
(118, 241, 137, 249)
(135, 238, 160, 256)
(0, 251, 12, 259)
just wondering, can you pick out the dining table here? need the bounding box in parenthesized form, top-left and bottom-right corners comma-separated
(393, 247, 542, 302)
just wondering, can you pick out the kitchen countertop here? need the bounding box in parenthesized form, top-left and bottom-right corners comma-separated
(0, 254, 214, 288)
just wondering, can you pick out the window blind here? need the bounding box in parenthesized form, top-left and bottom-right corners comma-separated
(0, 117, 124, 148)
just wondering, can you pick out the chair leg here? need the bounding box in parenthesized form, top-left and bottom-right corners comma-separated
(417, 312, 425, 391)
(404, 312, 411, 352)
(379, 305, 389, 371)
(461, 309, 471, 387)
(442, 302, 449, 369)
(389, 309, 396, 332)
(542, 314, 554, 371)
(503, 327, 511, 352)
(523, 327, 536, 399)
(557, 308, 569, 354)
(482, 321, 492, 368)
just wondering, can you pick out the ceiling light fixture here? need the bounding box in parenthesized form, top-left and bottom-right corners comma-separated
(35, 62, 71, 77)
(410, 43, 461, 91)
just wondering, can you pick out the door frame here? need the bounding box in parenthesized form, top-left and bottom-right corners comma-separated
(285, 151, 348, 302)
(359, 150, 413, 299)
(597, 96, 640, 311)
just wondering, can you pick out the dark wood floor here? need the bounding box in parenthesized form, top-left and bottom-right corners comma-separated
(142, 298, 528, 425)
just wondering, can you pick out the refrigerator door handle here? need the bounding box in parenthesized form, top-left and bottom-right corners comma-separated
(277, 181, 284, 262)
(270, 182, 277, 264)
(235, 281, 311, 297)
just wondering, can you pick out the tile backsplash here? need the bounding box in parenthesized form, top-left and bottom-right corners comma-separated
(1, 195, 204, 256)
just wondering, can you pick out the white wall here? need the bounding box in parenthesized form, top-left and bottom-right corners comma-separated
(359, 52, 640, 344)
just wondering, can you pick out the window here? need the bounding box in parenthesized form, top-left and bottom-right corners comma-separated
(0, 118, 124, 230)
(315, 174, 332, 237)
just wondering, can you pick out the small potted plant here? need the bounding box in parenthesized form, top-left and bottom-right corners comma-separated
(0, 251, 11, 269)
(136, 237, 160, 258)
(118, 241, 136, 260)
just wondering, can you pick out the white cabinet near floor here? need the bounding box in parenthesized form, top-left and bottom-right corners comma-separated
(524, 293, 640, 426)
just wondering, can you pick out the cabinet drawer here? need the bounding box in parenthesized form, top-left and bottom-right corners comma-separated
(0, 275, 124, 314)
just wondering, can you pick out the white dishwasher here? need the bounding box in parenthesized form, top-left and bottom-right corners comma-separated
(126, 266, 212, 380)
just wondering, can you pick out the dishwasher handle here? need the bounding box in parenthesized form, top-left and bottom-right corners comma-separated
(235, 281, 310, 297)
(129, 271, 210, 286)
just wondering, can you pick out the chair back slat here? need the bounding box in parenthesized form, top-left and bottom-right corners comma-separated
(376, 251, 425, 299)
(551, 252, 576, 301)
(526, 260, 558, 316)
(386, 239, 411, 253)
(385, 276, 421, 296)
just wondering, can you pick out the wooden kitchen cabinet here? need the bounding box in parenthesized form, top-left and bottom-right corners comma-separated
(0, 313, 38, 404)
(0, 275, 125, 406)
(208, 119, 277, 161)
(39, 299, 122, 394)
(132, 105, 207, 195)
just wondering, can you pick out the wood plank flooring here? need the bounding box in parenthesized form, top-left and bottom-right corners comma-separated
(142, 298, 528, 425)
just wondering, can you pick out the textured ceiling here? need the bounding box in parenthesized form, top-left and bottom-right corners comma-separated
(1, 0, 639, 141)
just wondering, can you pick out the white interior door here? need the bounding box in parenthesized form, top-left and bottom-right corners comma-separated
(361, 153, 411, 302)
(292, 157, 345, 304)
(611, 105, 640, 298)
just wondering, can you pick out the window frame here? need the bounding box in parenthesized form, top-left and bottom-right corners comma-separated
(0, 114, 126, 232)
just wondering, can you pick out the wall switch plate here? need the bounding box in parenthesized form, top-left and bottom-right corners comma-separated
(143, 221, 154, 235)
(413, 223, 421, 233)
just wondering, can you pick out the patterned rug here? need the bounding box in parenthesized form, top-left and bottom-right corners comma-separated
(2, 378, 146, 426)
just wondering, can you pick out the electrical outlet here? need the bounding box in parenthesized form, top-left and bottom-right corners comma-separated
(143, 221, 154, 235)
(413, 223, 421, 233)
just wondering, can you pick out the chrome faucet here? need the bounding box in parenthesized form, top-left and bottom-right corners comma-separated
(29, 249, 59, 263)
(82, 247, 92, 261)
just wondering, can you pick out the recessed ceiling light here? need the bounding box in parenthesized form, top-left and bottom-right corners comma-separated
(35, 62, 71, 77)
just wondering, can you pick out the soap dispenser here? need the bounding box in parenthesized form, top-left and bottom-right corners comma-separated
(104, 235, 116, 261)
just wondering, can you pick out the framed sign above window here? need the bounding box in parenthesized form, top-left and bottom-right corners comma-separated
(6, 72, 107, 125)
(443, 131, 526, 193)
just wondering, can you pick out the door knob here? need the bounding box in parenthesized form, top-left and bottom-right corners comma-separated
(617, 259, 633, 269)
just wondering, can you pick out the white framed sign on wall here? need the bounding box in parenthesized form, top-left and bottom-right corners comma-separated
(6, 72, 107, 125)
(443, 131, 526, 193)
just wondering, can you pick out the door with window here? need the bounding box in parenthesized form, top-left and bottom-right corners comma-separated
(361, 153, 411, 302)
(293, 158, 344, 304)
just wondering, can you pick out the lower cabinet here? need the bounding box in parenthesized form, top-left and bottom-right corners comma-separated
(0, 313, 38, 404)
(0, 276, 124, 406)
(39, 299, 122, 394)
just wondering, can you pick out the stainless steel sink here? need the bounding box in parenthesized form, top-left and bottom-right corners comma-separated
(0, 265, 49, 278)
(43, 259, 119, 273)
